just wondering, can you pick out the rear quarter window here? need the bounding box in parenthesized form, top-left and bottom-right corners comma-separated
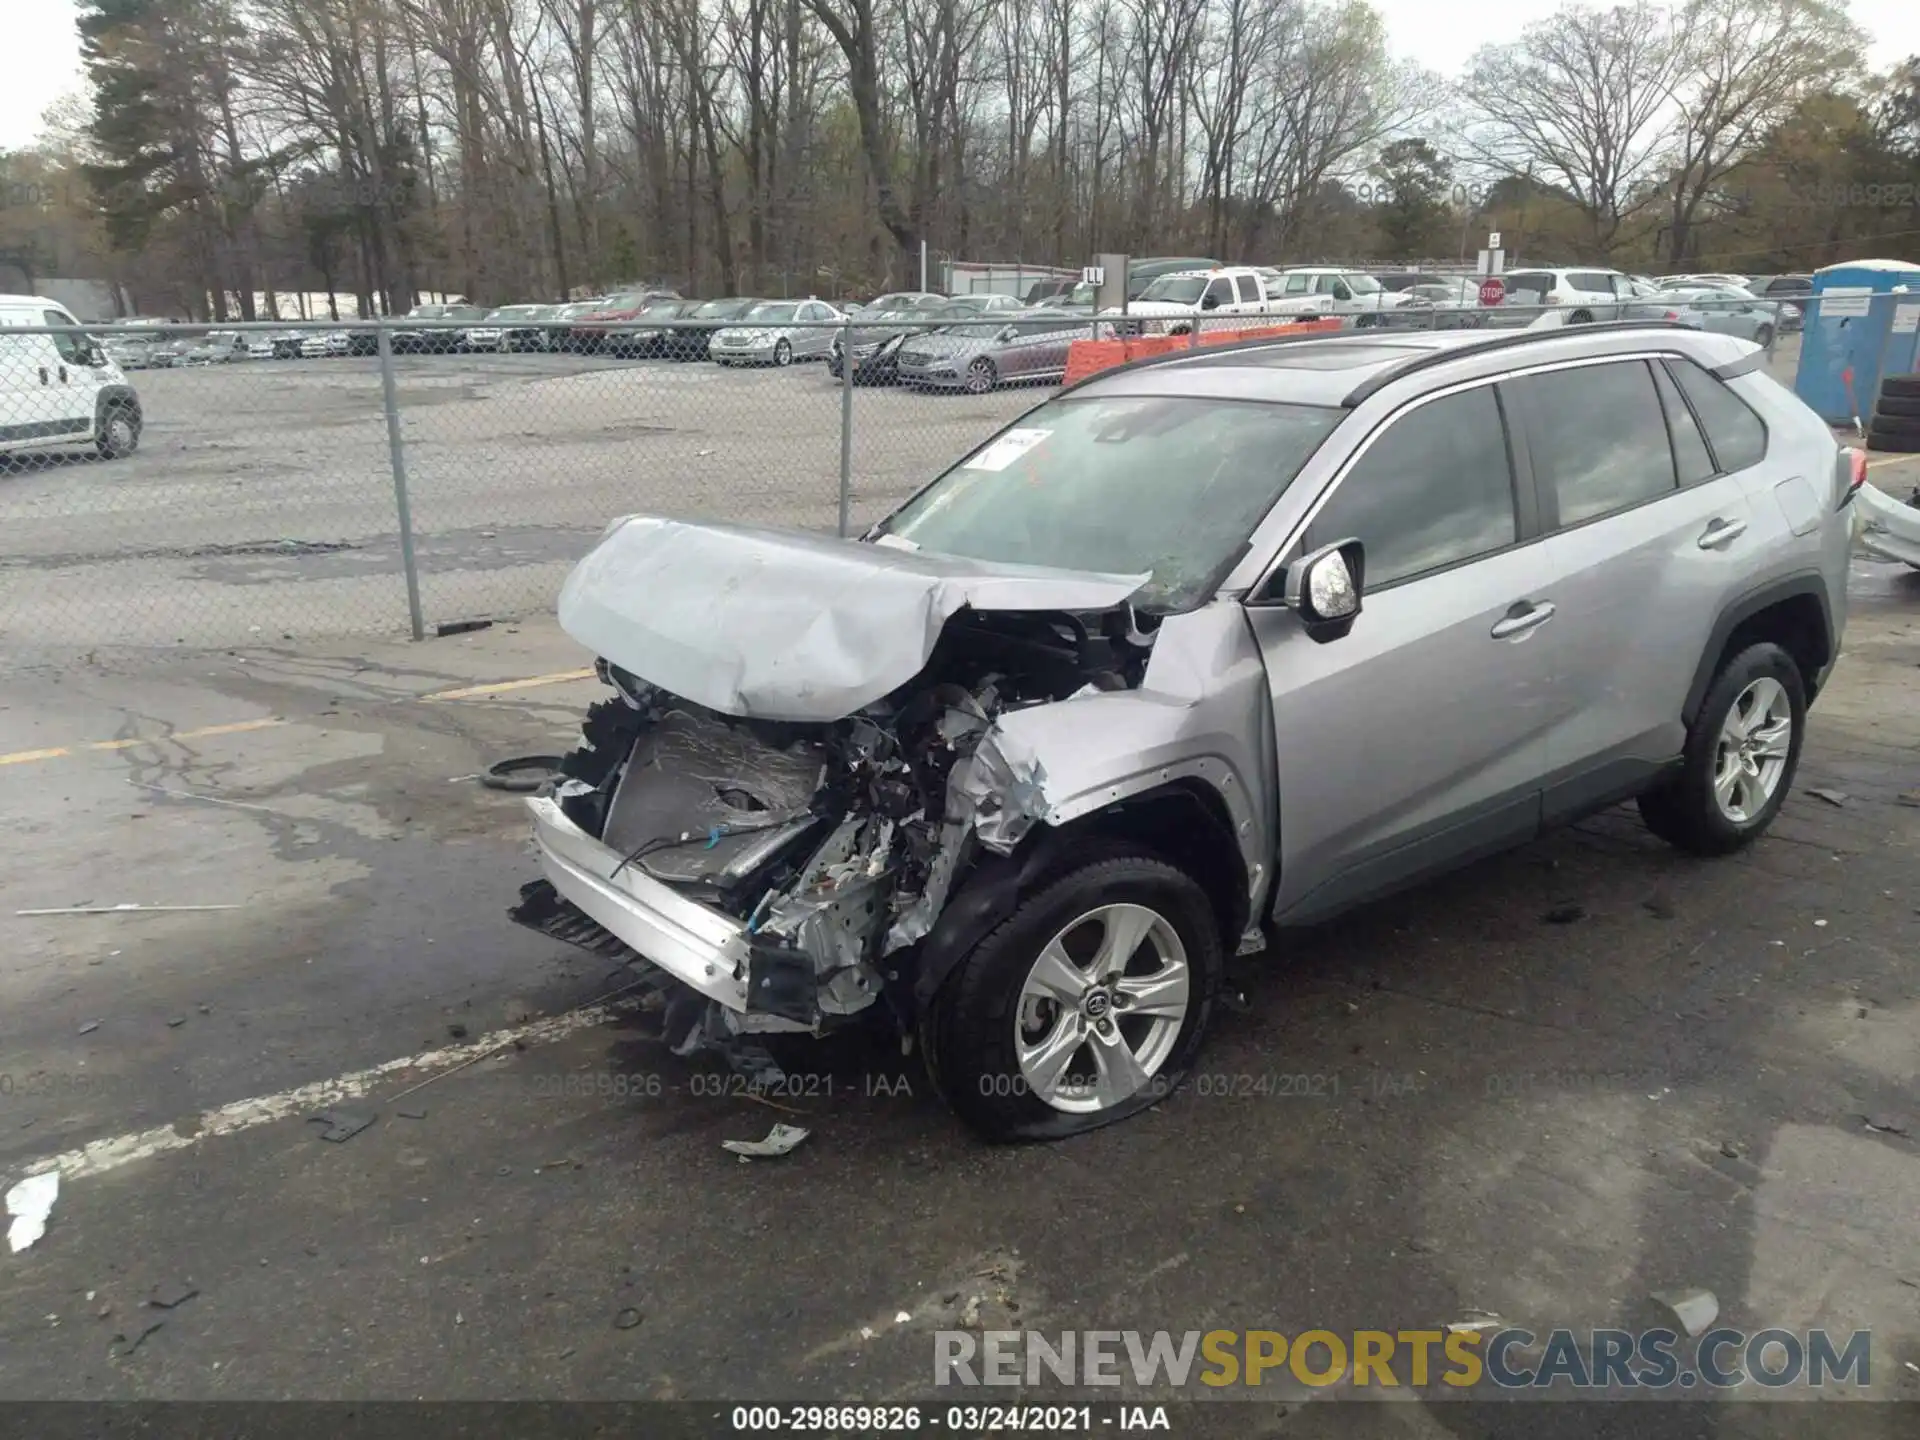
(1666, 359, 1767, 472)
(1568, 272, 1615, 293)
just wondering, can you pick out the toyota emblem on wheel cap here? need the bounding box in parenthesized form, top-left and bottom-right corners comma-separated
(1083, 989, 1113, 1020)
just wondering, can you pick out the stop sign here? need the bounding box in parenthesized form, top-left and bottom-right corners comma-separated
(1479, 277, 1506, 307)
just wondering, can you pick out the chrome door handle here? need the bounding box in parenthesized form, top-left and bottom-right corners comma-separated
(1698, 517, 1747, 548)
(1491, 601, 1556, 639)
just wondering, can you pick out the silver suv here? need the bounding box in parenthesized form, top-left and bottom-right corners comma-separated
(514, 322, 1858, 1141)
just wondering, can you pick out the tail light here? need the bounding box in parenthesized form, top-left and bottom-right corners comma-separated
(1663, 310, 1680, 321)
(1836, 447, 1868, 510)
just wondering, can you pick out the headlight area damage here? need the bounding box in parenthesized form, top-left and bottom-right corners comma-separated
(509, 517, 1160, 1080)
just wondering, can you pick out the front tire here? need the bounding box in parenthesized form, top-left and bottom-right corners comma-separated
(1754, 324, 1774, 349)
(1638, 642, 1805, 855)
(925, 851, 1223, 1142)
(773, 340, 793, 367)
(963, 357, 996, 394)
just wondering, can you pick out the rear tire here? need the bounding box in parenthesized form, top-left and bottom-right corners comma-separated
(1638, 642, 1805, 855)
(96, 405, 140, 460)
(1569, 309, 1594, 324)
(924, 850, 1223, 1142)
(1877, 373, 1920, 401)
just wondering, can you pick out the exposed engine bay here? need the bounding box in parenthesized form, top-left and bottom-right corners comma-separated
(511, 604, 1154, 1073)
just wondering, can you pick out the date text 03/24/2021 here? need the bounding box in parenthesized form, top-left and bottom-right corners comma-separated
(729, 1405, 1168, 1431)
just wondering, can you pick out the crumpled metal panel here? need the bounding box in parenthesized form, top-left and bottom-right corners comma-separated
(1855, 481, 1920, 566)
(602, 708, 823, 883)
(557, 517, 1149, 721)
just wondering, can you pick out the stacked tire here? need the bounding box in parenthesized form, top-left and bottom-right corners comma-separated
(1867, 373, 1920, 453)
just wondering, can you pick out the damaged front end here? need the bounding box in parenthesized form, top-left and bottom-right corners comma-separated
(511, 520, 1158, 1070)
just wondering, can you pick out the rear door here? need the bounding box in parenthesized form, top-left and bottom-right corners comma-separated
(1250, 380, 1559, 922)
(1512, 355, 1762, 820)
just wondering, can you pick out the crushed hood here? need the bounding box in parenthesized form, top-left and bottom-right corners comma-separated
(558, 517, 1150, 722)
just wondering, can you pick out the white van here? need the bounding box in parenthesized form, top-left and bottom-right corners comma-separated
(0, 294, 143, 462)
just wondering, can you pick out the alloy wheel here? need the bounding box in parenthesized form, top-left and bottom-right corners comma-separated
(965, 358, 995, 394)
(1713, 677, 1793, 823)
(1014, 903, 1190, 1114)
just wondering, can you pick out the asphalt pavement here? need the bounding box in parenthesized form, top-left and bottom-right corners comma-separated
(0, 552, 1916, 1434)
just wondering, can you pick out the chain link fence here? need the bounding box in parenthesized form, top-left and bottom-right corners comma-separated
(0, 296, 1813, 664)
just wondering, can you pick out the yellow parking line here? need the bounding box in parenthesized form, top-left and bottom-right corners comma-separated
(419, 668, 596, 701)
(0, 719, 288, 769)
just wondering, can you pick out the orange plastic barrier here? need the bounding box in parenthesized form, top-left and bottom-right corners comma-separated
(1063, 317, 1347, 383)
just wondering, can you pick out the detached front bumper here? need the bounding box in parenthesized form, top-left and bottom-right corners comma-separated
(527, 795, 755, 1010)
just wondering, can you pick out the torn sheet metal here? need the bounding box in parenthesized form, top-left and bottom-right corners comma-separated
(557, 517, 1149, 721)
(721, 1123, 811, 1160)
(1855, 480, 1920, 567)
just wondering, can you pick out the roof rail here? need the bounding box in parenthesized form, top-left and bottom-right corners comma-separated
(1339, 319, 1697, 407)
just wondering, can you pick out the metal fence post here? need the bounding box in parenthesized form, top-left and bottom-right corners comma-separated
(377, 320, 427, 640)
(837, 316, 854, 538)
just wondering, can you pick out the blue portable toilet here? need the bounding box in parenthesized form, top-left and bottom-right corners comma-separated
(1793, 259, 1920, 424)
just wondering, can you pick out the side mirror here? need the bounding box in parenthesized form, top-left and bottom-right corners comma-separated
(1332, 283, 1352, 302)
(997, 326, 1018, 343)
(1283, 538, 1365, 643)
(1201, 292, 1222, 310)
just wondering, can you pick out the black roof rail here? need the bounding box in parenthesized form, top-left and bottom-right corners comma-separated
(1339, 319, 1698, 407)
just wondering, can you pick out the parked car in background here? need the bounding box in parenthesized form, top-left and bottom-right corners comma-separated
(1657, 274, 1752, 291)
(266, 329, 306, 359)
(1497, 268, 1634, 322)
(894, 308, 1096, 392)
(828, 301, 961, 385)
(1024, 277, 1077, 304)
(548, 299, 609, 351)
(1372, 271, 1455, 293)
(518, 321, 1853, 1140)
(604, 299, 694, 357)
(298, 333, 334, 359)
(1382, 277, 1495, 330)
(1048, 258, 1225, 314)
(663, 298, 762, 360)
(569, 289, 682, 352)
(1745, 274, 1812, 331)
(1266, 267, 1409, 325)
(176, 330, 251, 365)
(709, 299, 846, 367)
(391, 303, 491, 353)
(104, 334, 163, 370)
(245, 333, 277, 360)
(464, 304, 554, 352)
(0, 293, 142, 461)
(1632, 286, 1781, 346)
(1104, 266, 1275, 335)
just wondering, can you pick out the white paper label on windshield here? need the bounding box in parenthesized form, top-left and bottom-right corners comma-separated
(961, 428, 1052, 472)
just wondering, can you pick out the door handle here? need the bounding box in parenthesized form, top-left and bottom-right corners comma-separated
(1697, 517, 1747, 548)
(58, 365, 68, 383)
(39, 366, 49, 385)
(1491, 601, 1556, 639)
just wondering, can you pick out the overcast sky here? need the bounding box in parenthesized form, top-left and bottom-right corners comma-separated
(3, 0, 1918, 153)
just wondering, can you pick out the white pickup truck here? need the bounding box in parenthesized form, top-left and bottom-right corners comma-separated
(1099, 266, 1281, 335)
(1264, 267, 1411, 325)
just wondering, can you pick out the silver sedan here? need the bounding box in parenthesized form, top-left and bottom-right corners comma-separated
(1631, 286, 1783, 346)
(708, 300, 846, 367)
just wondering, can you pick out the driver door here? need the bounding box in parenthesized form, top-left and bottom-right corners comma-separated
(1245, 381, 1559, 924)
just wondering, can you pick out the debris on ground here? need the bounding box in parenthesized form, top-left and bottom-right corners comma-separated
(1863, 1114, 1912, 1137)
(1642, 891, 1677, 920)
(1652, 1288, 1719, 1338)
(77, 1021, 100, 1036)
(396, 1108, 427, 1121)
(19, 903, 244, 916)
(1806, 787, 1848, 807)
(1541, 903, 1586, 925)
(1897, 791, 1920, 808)
(1719, 1141, 1742, 1159)
(480, 756, 564, 793)
(114, 1320, 165, 1356)
(436, 619, 494, 638)
(1219, 990, 1252, 1014)
(6, 1171, 59, 1253)
(166, 1017, 186, 1028)
(446, 1022, 469, 1040)
(1445, 1312, 1505, 1335)
(895, 1311, 912, 1324)
(721, 1123, 811, 1161)
(147, 1282, 198, 1310)
(613, 1307, 644, 1330)
(308, 1110, 377, 1143)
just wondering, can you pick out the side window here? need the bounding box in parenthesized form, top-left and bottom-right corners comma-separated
(1568, 272, 1613, 294)
(43, 310, 88, 364)
(1518, 360, 1676, 526)
(1304, 385, 1518, 588)
(1284, 274, 1311, 295)
(1233, 275, 1259, 304)
(1667, 358, 1767, 472)
(1650, 361, 1717, 486)
(1202, 278, 1233, 309)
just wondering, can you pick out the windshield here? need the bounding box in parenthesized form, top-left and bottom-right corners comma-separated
(878, 395, 1343, 610)
(693, 299, 754, 319)
(1137, 275, 1209, 304)
(741, 302, 801, 323)
(406, 305, 452, 318)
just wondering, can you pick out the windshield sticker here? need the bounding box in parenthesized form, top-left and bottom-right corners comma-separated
(961, 428, 1052, 473)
